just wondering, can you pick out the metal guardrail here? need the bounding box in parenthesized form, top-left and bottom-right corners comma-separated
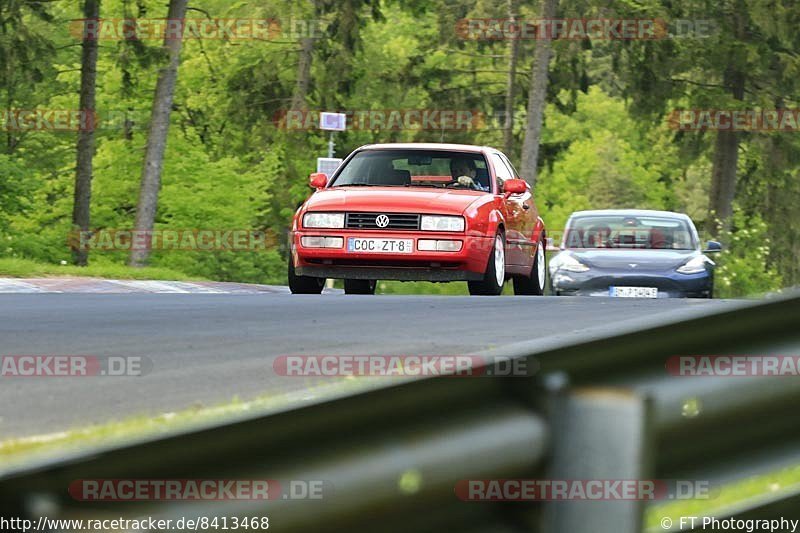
(1, 291, 799, 532)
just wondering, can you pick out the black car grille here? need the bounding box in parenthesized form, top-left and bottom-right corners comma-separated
(345, 212, 421, 231)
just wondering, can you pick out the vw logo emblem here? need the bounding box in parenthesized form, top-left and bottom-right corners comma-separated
(375, 214, 390, 228)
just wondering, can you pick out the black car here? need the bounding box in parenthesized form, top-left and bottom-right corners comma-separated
(549, 209, 722, 298)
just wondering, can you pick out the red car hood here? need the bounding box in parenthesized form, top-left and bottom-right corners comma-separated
(304, 186, 486, 215)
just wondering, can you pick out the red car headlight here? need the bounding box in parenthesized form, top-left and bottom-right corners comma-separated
(303, 212, 345, 229)
(420, 215, 465, 232)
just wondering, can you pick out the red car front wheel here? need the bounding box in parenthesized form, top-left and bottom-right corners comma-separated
(288, 256, 325, 294)
(468, 232, 505, 296)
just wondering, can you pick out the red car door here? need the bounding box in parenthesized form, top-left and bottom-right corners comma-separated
(490, 152, 527, 266)
(499, 153, 538, 268)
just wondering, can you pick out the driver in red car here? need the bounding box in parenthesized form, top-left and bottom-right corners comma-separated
(450, 157, 490, 191)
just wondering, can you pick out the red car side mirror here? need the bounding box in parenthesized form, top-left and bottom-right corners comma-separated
(503, 178, 527, 195)
(309, 173, 328, 189)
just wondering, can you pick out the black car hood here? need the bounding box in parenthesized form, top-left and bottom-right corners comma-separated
(568, 249, 697, 271)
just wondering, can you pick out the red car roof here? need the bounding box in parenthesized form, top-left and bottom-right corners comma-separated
(358, 142, 496, 153)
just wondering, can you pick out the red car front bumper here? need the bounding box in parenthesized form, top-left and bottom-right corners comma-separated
(291, 230, 494, 281)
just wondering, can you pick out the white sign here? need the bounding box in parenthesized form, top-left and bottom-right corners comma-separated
(317, 157, 342, 176)
(319, 112, 346, 131)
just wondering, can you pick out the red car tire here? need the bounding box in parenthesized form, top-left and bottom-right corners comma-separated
(513, 236, 546, 295)
(468, 231, 505, 296)
(288, 256, 325, 294)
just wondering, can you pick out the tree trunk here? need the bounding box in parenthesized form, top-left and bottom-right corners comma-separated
(706, 67, 745, 236)
(71, 0, 100, 266)
(706, 130, 738, 233)
(129, 0, 189, 267)
(291, 37, 314, 110)
(519, 0, 557, 187)
(290, 0, 317, 111)
(502, 0, 520, 156)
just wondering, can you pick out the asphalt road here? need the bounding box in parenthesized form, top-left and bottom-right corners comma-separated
(0, 294, 741, 438)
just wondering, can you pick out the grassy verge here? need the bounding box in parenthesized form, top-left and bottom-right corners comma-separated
(0, 257, 197, 281)
(377, 281, 519, 295)
(0, 377, 384, 468)
(645, 465, 800, 531)
(376, 280, 471, 295)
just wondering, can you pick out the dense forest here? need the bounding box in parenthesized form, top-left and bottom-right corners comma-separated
(0, 0, 797, 297)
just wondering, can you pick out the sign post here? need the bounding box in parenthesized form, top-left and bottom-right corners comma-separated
(318, 111, 346, 163)
(318, 112, 347, 290)
(319, 112, 346, 158)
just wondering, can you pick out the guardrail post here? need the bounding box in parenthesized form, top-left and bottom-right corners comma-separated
(539, 376, 655, 533)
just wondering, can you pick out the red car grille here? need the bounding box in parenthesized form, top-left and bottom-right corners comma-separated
(345, 212, 421, 231)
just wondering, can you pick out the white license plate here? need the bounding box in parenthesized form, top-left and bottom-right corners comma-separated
(347, 238, 414, 254)
(609, 286, 658, 298)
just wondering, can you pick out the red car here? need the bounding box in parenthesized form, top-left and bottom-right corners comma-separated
(288, 143, 547, 295)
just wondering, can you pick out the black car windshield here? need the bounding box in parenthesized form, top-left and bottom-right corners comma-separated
(564, 215, 695, 250)
(330, 149, 491, 192)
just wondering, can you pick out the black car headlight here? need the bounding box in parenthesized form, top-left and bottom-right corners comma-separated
(552, 253, 590, 273)
(677, 255, 713, 274)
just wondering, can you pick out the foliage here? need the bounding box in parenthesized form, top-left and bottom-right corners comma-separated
(0, 0, 797, 297)
(538, 87, 673, 232)
(0, 154, 34, 233)
(713, 209, 784, 298)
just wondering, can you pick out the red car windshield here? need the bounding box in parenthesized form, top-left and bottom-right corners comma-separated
(564, 216, 696, 250)
(330, 149, 491, 191)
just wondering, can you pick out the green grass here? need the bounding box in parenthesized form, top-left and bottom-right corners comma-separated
(0, 377, 382, 469)
(376, 280, 470, 295)
(645, 465, 800, 531)
(376, 281, 518, 295)
(0, 257, 197, 281)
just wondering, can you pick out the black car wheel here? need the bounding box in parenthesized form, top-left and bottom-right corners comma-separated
(344, 279, 377, 294)
(288, 257, 325, 294)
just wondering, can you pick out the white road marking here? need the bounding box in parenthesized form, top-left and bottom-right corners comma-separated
(107, 280, 193, 293)
(0, 278, 297, 294)
(0, 279, 46, 293)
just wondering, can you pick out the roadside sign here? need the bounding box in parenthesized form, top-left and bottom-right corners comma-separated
(317, 157, 342, 176)
(319, 112, 346, 131)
